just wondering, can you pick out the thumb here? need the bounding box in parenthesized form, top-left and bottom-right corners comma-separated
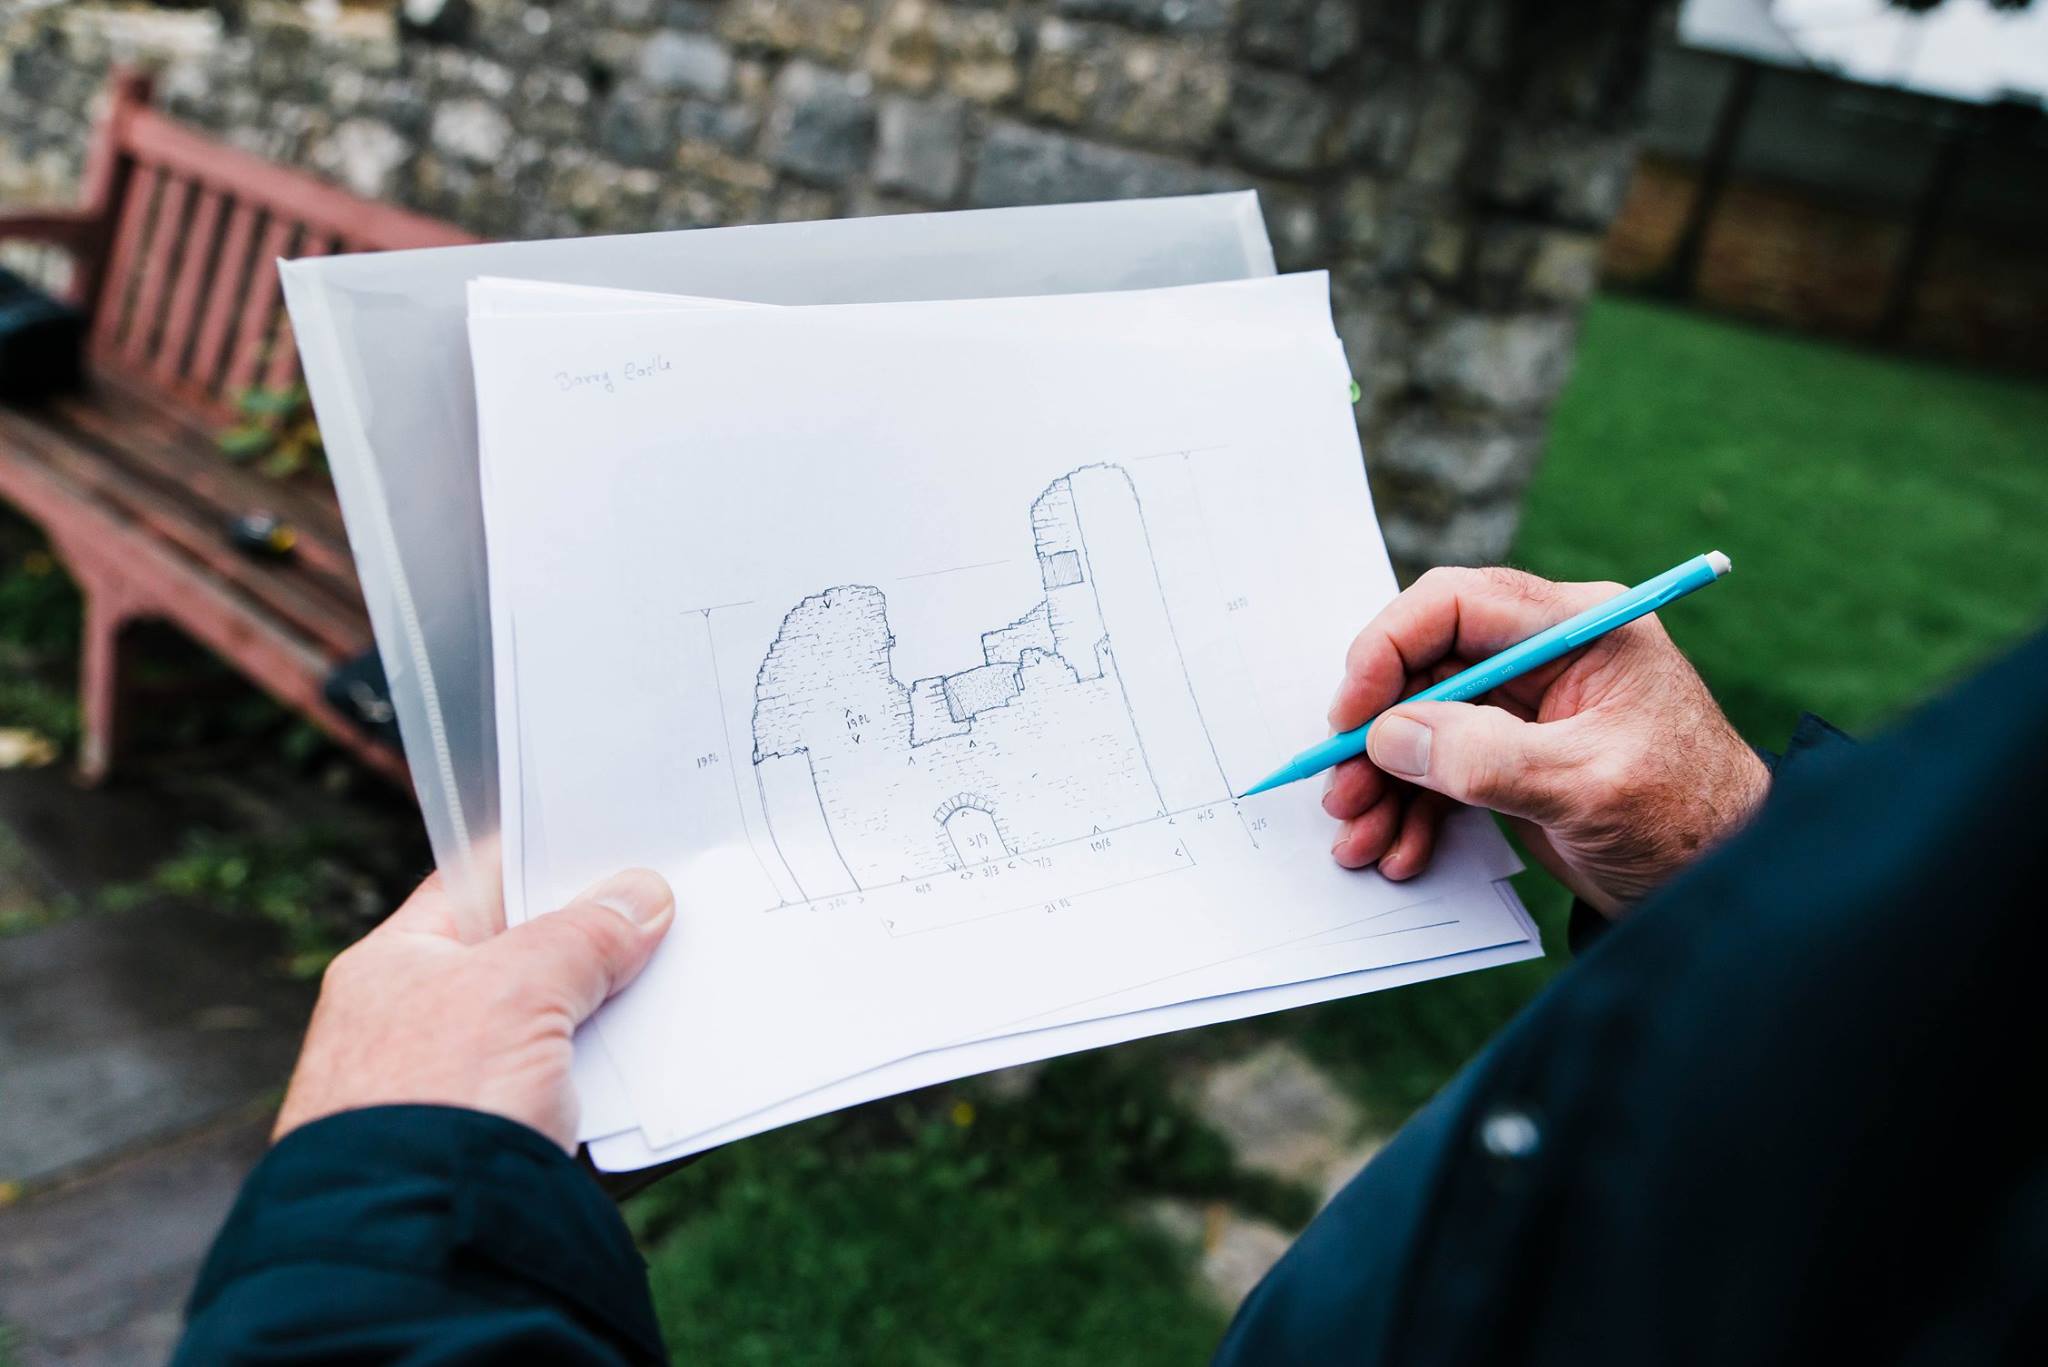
(1365, 701, 1584, 823)
(485, 868, 675, 1025)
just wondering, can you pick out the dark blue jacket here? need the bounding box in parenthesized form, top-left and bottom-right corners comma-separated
(176, 631, 2048, 1364)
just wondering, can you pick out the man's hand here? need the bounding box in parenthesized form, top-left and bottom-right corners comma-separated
(1323, 566, 1769, 917)
(272, 867, 675, 1150)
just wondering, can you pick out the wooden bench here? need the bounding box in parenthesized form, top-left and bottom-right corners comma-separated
(0, 70, 476, 787)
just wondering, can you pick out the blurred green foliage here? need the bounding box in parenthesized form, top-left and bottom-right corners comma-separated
(105, 827, 380, 978)
(0, 825, 76, 939)
(0, 517, 82, 751)
(630, 1052, 1257, 1367)
(0, 540, 79, 657)
(219, 385, 326, 480)
(0, 676, 78, 751)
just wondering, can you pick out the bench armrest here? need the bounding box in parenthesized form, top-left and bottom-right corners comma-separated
(0, 207, 100, 251)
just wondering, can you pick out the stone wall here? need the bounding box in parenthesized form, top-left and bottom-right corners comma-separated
(0, 0, 1671, 569)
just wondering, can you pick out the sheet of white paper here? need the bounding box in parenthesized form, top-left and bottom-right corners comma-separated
(472, 275, 1533, 1148)
(469, 277, 1537, 1151)
(589, 880, 1541, 1169)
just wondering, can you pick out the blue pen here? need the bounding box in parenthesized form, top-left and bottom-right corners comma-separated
(1238, 551, 1733, 798)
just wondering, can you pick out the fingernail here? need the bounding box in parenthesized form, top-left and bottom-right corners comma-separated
(580, 868, 674, 927)
(1329, 816, 1357, 867)
(1369, 715, 1431, 778)
(1327, 681, 1349, 727)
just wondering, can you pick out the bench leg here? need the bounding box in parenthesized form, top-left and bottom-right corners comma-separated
(76, 592, 129, 786)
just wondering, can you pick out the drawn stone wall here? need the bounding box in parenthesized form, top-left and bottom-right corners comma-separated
(0, 0, 1674, 570)
(751, 466, 1223, 894)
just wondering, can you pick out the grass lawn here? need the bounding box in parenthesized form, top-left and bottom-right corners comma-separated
(630, 296, 2048, 1361)
(630, 1057, 1245, 1367)
(1520, 295, 2048, 745)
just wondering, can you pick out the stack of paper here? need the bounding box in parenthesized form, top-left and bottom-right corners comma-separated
(464, 268, 1536, 1171)
(281, 195, 1539, 1174)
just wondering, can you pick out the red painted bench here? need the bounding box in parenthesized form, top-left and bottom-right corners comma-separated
(0, 71, 475, 786)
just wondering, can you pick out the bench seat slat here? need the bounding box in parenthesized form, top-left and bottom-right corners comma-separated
(40, 382, 358, 592)
(0, 407, 370, 659)
(0, 425, 407, 788)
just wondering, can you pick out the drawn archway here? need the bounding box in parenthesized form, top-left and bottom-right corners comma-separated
(935, 794, 1010, 867)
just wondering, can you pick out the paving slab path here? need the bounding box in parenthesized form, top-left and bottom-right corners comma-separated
(0, 1109, 273, 1367)
(1145, 1041, 1390, 1313)
(0, 767, 312, 1366)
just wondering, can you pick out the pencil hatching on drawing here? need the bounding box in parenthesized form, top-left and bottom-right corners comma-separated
(749, 464, 1230, 898)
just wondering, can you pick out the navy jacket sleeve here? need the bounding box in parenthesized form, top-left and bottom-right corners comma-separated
(1217, 629, 2048, 1366)
(175, 1105, 665, 1366)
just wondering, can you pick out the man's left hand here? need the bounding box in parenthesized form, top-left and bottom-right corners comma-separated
(272, 866, 675, 1151)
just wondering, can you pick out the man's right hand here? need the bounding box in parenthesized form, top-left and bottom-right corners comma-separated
(1322, 566, 1770, 918)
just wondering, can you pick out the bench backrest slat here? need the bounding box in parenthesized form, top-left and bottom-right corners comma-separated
(123, 173, 189, 366)
(219, 216, 297, 401)
(186, 199, 260, 394)
(91, 162, 160, 359)
(259, 230, 337, 392)
(84, 81, 477, 421)
(154, 185, 223, 387)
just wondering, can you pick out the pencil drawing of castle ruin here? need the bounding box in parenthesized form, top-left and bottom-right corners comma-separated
(749, 464, 1230, 898)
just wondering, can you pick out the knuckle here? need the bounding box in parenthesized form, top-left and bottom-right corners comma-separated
(556, 906, 631, 972)
(1440, 716, 1510, 804)
(1463, 732, 1532, 808)
(503, 971, 558, 1022)
(1479, 565, 1557, 607)
(1429, 565, 1499, 604)
(1409, 565, 1482, 614)
(1479, 564, 1536, 594)
(1342, 625, 1380, 673)
(1458, 753, 1509, 807)
(1578, 751, 1641, 811)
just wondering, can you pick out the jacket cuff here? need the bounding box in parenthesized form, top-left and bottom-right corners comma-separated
(187, 1105, 663, 1363)
(1567, 712, 1851, 954)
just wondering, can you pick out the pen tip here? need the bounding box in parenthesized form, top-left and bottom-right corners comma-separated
(1706, 549, 1731, 577)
